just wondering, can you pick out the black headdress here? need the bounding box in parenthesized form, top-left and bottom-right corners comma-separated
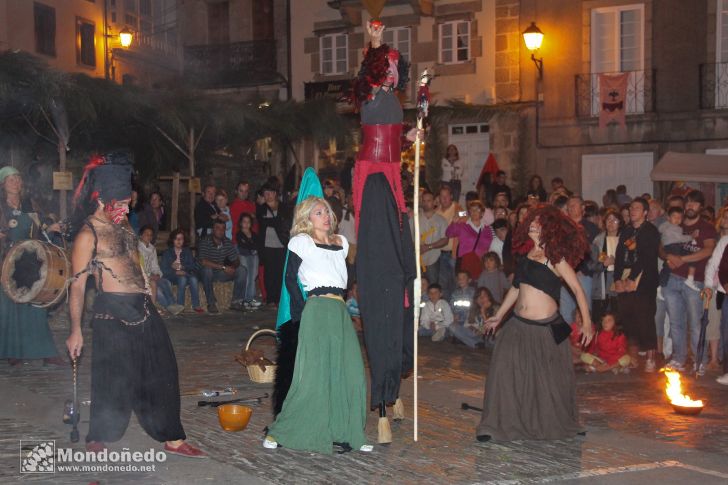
(73, 150, 134, 205)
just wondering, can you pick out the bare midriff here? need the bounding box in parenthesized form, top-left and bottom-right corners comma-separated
(514, 283, 559, 320)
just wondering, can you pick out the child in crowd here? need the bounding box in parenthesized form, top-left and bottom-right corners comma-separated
(346, 281, 362, 331)
(569, 311, 593, 365)
(420, 275, 430, 306)
(138, 225, 184, 316)
(450, 270, 475, 326)
(419, 283, 454, 342)
(489, 219, 508, 261)
(658, 206, 698, 291)
(450, 287, 497, 348)
(580, 312, 631, 374)
(476, 252, 510, 303)
(216, 191, 233, 240)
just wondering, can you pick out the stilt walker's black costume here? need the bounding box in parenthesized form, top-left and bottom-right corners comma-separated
(351, 32, 416, 423)
(72, 153, 186, 444)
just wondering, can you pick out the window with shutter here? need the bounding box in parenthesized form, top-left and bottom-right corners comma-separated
(383, 27, 411, 60)
(33, 3, 56, 57)
(439, 21, 470, 64)
(590, 4, 645, 115)
(208, 1, 230, 45)
(715, 0, 728, 107)
(77, 18, 96, 67)
(320, 33, 348, 76)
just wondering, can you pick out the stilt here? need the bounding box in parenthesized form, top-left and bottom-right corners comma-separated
(392, 398, 405, 421)
(377, 402, 392, 444)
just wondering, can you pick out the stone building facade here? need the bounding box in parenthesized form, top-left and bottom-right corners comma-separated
(523, 0, 728, 204)
(290, 0, 537, 203)
(0, 0, 181, 86)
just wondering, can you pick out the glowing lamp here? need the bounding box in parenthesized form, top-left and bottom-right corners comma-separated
(522, 22, 544, 79)
(119, 28, 133, 48)
(522, 22, 544, 51)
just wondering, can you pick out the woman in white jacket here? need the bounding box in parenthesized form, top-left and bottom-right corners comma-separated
(704, 208, 728, 384)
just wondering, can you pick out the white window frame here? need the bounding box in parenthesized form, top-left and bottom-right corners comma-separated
(717, 0, 728, 63)
(590, 4, 645, 116)
(383, 26, 410, 60)
(319, 33, 348, 76)
(438, 20, 470, 65)
(714, 0, 728, 107)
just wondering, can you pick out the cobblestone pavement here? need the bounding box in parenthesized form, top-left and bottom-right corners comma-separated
(1, 306, 728, 484)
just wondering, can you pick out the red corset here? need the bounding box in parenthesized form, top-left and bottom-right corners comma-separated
(358, 124, 403, 164)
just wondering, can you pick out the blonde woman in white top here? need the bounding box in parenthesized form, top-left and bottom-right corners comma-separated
(265, 196, 371, 455)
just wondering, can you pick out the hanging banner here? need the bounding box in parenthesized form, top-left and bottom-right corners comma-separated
(598, 72, 629, 128)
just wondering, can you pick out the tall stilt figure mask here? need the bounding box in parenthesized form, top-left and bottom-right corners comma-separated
(351, 16, 416, 444)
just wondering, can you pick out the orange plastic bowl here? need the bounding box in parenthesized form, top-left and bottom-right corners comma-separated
(217, 404, 252, 431)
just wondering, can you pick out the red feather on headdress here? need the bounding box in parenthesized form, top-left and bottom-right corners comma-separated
(73, 154, 105, 205)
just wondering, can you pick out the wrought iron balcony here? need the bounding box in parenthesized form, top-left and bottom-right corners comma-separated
(184, 40, 281, 88)
(699, 63, 728, 109)
(575, 69, 655, 118)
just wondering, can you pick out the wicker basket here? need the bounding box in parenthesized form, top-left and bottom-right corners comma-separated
(244, 329, 277, 383)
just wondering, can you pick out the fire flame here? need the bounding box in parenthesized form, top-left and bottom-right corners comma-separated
(663, 370, 703, 407)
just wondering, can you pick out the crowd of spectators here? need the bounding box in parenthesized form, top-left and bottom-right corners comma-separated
(130, 167, 728, 386)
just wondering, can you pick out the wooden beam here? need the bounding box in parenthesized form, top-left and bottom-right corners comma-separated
(189, 127, 196, 246)
(159, 175, 191, 181)
(171, 171, 180, 231)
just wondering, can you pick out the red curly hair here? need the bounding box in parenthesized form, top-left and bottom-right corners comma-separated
(512, 204, 589, 269)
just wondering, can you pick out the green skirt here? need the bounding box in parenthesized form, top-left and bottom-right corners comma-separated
(268, 296, 367, 454)
(0, 289, 58, 359)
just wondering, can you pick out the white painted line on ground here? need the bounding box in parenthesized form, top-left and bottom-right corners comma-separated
(485, 460, 728, 484)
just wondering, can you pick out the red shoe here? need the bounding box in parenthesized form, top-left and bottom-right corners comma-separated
(86, 441, 107, 453)
(44, 356, 66, 366)
(193, 307, 205, 314)
(164, 441, 206, 459)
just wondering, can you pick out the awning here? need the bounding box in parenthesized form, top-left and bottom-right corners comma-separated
(651, 151, 728, 183)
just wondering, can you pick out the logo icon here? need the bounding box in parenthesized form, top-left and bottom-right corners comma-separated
(20, 440, 55, 474)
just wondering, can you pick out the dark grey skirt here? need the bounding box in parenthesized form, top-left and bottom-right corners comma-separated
(476, 313, 583, 440)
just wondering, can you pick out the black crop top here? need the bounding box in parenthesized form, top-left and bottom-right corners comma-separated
(512, 257, 562, 303)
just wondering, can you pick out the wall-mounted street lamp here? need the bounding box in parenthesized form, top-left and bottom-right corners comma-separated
(105, 27, 134, 80)
(118, 28, 133, 48)
(522, 22, 544, 79)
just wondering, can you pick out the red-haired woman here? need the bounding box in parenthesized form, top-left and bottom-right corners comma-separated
(476, 204, 593, 441)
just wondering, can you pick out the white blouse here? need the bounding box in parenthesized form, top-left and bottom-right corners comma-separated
(288, 233, 349, 291)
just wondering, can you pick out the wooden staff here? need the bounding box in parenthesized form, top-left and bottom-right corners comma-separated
(413, 69, 432, 442)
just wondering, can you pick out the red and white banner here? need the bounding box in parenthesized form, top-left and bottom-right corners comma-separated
(598, 72, 629, 128)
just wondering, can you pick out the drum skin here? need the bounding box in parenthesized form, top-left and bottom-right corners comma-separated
(1, 240, 70, 307)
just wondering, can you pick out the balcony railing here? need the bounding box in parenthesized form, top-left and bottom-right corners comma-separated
(184, 40, 279, 88)
(134, 31, 178, 56)
(575, 70, 655, 118)
(699, 63, 728, 109)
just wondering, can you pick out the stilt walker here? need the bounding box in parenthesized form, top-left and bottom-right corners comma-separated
(352, 16, 416, 444)
(412, 69, 433, 442)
